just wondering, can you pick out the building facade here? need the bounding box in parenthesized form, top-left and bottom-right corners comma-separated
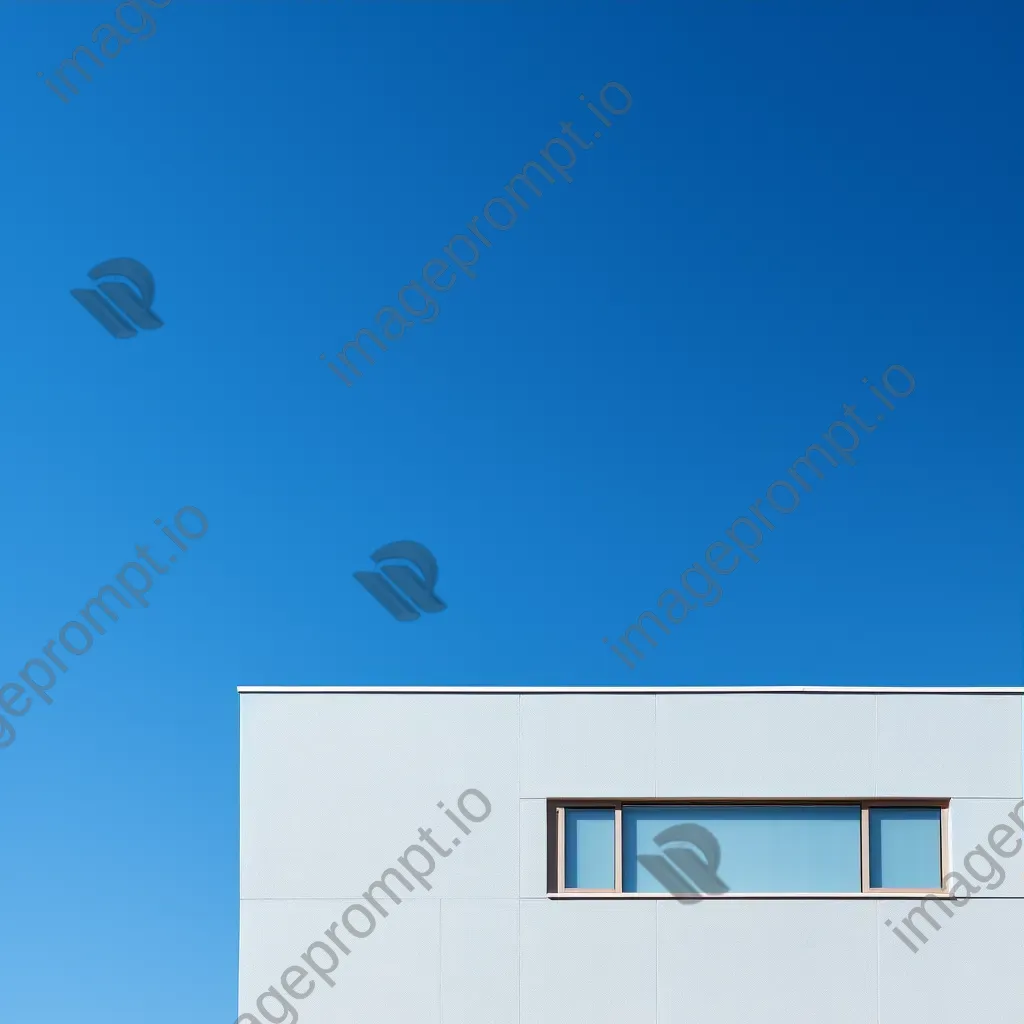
(237, 686, 1024, 1024)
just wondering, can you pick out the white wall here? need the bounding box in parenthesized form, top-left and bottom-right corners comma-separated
(238, 689, 1024, 1024)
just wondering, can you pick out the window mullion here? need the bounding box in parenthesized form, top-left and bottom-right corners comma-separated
(556, 805, 565, 894)
(614, 803, 623, 893)
(860, 805, 870, 892)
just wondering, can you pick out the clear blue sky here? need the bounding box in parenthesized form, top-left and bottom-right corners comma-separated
(0, 1, 1020, 1021)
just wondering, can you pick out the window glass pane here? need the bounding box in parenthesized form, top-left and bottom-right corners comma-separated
(564, 808, 615, 889)
(868, 807, 941, 889)
(623, 805, 861, 894)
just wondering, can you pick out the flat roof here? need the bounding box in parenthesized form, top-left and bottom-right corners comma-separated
(238, 686, 1024, 695)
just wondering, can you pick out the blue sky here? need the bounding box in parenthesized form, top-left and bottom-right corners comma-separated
(0, 1, 1020, 1021)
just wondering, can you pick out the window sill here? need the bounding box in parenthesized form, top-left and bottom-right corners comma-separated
(548, 890, 953, 900)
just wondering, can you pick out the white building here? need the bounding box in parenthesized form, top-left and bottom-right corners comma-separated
(237, 686, 1024, 1024)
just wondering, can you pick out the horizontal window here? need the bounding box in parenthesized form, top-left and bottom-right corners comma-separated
(554, 800, 948, 897)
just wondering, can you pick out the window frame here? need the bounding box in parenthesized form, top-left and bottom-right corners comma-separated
(556, 805, 622, 894)
(861, 804, 949, 894)
(550, 797, 951, 900)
